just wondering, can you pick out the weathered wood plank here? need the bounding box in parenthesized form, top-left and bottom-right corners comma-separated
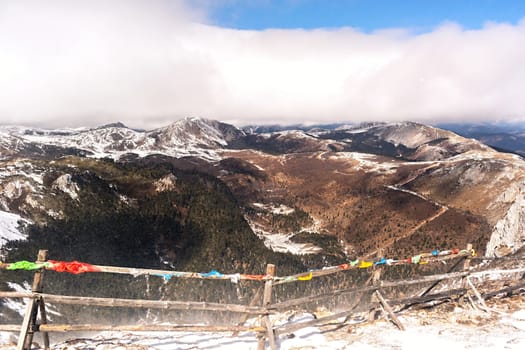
(18, 250, 48, 350)
(258, 264, 276, 350)
(482, 280, 525, 299)
(39, 299, 50, 350)
(375, 290, 405, 331)
(470, 267, 525, 277)
(459, 244, 474, 307)
(417, 256, 465, 298)
(0, 291, 33, 298)
(87, 265, 268, 282)
(234, 286, 263, 335)
(270, 285, 378, 311)
(389, 288, 467, 307)
(274, 309, 359, 336)
(466, 276, 489, 310)
(271, 270, 473, 311)
(39, 294, 268, 314)
(38, 324, 265, 333)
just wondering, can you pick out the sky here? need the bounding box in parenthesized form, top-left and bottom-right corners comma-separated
(1, 0, 525, 129)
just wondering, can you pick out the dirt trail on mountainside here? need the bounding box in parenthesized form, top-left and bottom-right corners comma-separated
(366, 185, 449, 259)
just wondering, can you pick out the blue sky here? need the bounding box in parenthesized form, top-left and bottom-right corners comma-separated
(209, 0, 525, 32)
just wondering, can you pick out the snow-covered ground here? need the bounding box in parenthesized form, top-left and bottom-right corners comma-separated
(0, 210, 28, 250)
(248, 221, 323, 255)
(328, 152, 400, 174)
(252, 203, 295, 215)
(1, 300, 524, 350)
(244, 203, 324, 255)
(0, 282, 31, 318)
(346, 306, 525, 350)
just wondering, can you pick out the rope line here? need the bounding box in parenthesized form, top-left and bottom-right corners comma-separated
(0, 248, 476, 284)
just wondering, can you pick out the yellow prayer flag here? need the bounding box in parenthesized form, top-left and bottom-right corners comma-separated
(359, 261, 373, 269)
(298, 272, 313, 281)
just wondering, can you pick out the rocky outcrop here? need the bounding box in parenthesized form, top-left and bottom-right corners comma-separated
(486, 187, 525, 257)
(51, 174, 79, 200)
(153, 174, 177, 192)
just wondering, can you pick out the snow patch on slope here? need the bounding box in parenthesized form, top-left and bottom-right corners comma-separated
(1, 282, 31, 318)
(0, 210, 28, 249)
(252, 203, 295, 215)
(329, 152, 399, 173)
(248, 221, 322, 255)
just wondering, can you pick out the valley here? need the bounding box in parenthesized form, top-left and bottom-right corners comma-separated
(1, 118, 524, 264)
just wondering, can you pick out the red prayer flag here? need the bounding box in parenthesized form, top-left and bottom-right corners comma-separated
(47, 260, 100, 274)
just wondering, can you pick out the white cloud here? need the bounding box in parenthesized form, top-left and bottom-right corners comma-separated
(0, 1, 524, 129)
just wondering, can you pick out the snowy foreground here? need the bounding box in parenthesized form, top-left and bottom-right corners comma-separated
(2, 296, 524, 350)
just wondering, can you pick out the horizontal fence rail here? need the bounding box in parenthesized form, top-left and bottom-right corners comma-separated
(0, 247, 477, 283)
(0, 292, 270, 314)
(1, 324, 266, 333)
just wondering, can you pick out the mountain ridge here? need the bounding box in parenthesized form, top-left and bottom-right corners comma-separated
(1, 117, 524, 262)
(0, 118, 498, 162)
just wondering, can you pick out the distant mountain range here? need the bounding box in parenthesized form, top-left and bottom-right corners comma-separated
(243, 121, 525, 158)
(436, 122, 525, 157)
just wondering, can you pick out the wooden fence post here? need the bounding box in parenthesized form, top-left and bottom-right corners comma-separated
(399, 245, 470, 312)
(459, 243, 473, 306)
(233, 286, 263, 337)
(368, 249, 383, 322)
(257, 264, 276, 350)
(17, 250, 49, 350)
(374, 290, 405, 331)
(369, 249, 404, 330)
(462, 243, 473, 274)
(372, 248, 384, 285)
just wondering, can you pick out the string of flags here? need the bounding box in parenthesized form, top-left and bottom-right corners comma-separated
(0, 247, 475, 284)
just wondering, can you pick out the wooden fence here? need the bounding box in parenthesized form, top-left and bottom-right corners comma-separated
(1, 246, 525, 350)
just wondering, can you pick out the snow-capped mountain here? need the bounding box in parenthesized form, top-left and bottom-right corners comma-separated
(0, 117, 245, 160)
(0, 117, 500, 163)
(146, 117, 245, 155)
(19, 123, 144, 157)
